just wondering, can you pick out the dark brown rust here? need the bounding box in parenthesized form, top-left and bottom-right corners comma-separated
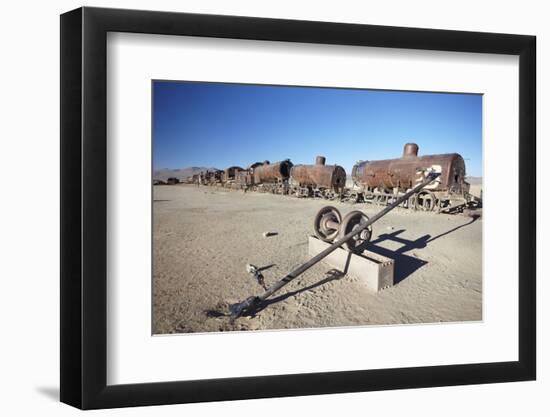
(253, 159, 293, 183)
(249, 162, 264, 170)
(290, 156, 346, 191)
(352, 143, 468, 193)
(403, 143, 419, 158)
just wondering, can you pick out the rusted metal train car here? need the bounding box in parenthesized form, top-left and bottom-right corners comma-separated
(251, 160, 293, 193)
(200, 169, 224, 186)
(290, 156, 347, 199)
(234, 162, 261, 189)
(223, 166, 244, 188)
(185, 143, 477, 213)
(230, 160, 293, 193)
(351, 143, 472, 211)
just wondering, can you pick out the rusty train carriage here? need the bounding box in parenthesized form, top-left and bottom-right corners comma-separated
(233, 162, 263, 190)
(223, 166, 244, 188)
(252, 160, 293, 194)
(223, 166, 244, 182)
(290, 156, 347, 199)
(184, 143, 479, 213)
(351, 143, 473, 212)
(199, 169, 224, 186)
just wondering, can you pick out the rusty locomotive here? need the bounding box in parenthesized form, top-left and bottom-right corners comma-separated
(199, 169, 224, 186)
(351, 143, 474, 212)
(289, 156, 347, 199)
(225, 160, 294, 194)
(228, 157, 345, 197)
(183, 143, 478, 212)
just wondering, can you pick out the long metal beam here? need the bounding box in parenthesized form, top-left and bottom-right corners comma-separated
(229, 171, 441, 319)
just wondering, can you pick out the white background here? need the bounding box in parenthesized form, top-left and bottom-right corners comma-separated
(0, 0, 546, 416)
(108, 33, 518, 384)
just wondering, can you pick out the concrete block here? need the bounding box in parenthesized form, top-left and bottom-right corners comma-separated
(308, 236, 394, 292)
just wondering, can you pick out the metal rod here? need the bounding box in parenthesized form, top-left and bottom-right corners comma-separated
(230, 172, 440, 319)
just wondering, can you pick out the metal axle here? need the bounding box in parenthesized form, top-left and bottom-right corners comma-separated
(229, 171, 441, 320)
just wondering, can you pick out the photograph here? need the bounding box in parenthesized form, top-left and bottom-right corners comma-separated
(53, 3, 538, 412)
(152, 80, 483, 334)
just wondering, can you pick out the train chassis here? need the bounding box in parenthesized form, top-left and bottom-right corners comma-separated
(195, 179, 479, 213)
(354, 187, 476, 213)
(290, 185, 342, 200)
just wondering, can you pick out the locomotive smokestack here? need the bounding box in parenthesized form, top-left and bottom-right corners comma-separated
(315, 156, 326, 165)
(403, 143, 419, 158)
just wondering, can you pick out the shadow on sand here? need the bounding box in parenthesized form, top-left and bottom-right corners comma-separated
(368, 215, 480, 284)
(208, 217, 480, 318)
(257, 216, 481, 312)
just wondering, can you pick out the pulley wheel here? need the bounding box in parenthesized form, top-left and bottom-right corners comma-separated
(338, 210, 372, 252)
(313, 206, 342, 242)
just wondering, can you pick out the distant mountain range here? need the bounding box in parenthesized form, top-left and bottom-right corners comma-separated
(153, 167, 219, 181)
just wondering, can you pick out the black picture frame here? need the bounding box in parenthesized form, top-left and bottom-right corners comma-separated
(60, 6, 536, 410)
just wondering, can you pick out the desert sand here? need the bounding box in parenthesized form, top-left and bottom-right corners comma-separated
(153, 185, 482, 334)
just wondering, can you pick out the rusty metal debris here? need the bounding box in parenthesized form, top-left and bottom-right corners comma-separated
(246, 264, 267, 290)
(229, 170, 441, 320)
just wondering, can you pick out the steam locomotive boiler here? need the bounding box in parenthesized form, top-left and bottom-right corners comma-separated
(351, 143, 472, 211)
(250, 159, 293, 194)
(290, 156, 347, 199)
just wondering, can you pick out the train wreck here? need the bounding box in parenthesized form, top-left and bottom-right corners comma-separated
(160, 143, 481, 213)
(352, 143, 474, 212)
(290, 156, 347, 199)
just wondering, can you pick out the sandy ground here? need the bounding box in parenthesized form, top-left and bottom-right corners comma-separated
(153, 185, 482, 334)
(470, 184, 482, 198)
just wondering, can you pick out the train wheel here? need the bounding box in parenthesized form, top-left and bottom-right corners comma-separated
(313, 206, 342, 242)
(415, 191, 436, 211)
(339, 211, 372, 253)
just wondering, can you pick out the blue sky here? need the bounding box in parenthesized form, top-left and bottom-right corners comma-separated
(153, 81, 482, 176)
